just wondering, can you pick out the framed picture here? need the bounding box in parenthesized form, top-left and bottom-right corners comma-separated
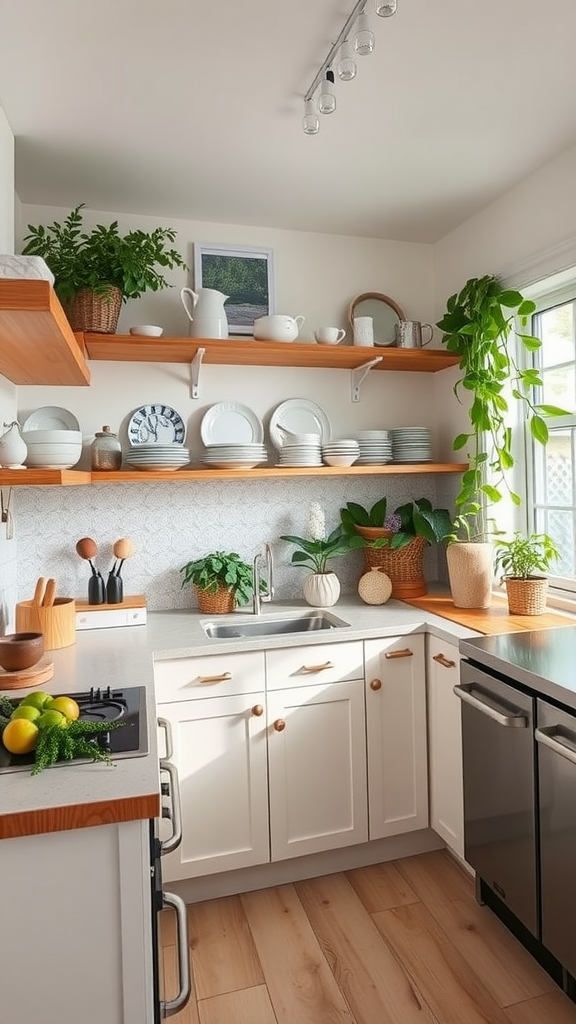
(194, 244, 275, 336)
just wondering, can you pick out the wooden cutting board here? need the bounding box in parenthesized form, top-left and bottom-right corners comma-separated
(0, 656, 54, 690)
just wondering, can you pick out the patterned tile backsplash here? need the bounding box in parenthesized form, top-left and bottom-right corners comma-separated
(9, 474, 450, 613)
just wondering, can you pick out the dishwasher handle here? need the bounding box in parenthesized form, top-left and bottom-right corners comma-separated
(454, 683, 528, 728)
(161, 890, 191, 1017)
(159, 759, 183, 855)
(535, 725, 576, 766)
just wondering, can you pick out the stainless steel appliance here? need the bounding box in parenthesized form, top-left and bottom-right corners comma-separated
(455, 663, 538, 936)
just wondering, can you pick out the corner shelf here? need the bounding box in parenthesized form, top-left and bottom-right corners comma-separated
(0, 281, 90, 385)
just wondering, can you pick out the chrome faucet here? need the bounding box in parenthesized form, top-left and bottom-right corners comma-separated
(253, 543, 274, 615)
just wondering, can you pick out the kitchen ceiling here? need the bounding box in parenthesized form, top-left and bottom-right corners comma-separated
(1, 0, 575, 243)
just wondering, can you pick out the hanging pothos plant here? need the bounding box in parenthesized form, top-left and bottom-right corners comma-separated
(437, 274, 567, 540)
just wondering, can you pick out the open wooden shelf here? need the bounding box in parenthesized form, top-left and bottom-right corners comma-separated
(0, 463, 467, 486)
(81, 334, 460, 373)
(0, 281, 90, 385)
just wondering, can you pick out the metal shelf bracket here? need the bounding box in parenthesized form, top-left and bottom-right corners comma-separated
(351, 355, 383, 402)
(190, 347, 206, 399)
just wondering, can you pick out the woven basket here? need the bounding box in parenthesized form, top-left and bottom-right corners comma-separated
(362, 534, 428, 599)
(64, 286, 122, 333)
(504, 577, 548, 615)
(194, 585, 236, 615)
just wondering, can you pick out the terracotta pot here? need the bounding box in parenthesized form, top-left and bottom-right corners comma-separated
(446, 541, 493, 608)
(303, 572, 341, 607)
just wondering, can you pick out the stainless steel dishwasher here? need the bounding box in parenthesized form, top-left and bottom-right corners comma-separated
(536, 697, 576, 977)
(455, 662, 538, 937)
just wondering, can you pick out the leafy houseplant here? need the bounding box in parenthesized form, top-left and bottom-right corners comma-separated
(281, 503, 350, 606)
(22, 204, 188, 333)
(180, 551, 257, 613)
(493, 532, 560, 615)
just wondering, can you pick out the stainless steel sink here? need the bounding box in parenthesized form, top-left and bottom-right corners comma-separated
(202, 610, 351, 639)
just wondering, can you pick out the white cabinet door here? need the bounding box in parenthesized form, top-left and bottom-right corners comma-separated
(365, 634, 428, 839)
(426, 635, 464, 858)
(267, 678, 368, 860)
(158, 693, 269, 881)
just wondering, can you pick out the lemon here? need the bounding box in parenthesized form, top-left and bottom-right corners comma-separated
(19, 691, 53, 711)
(11, 705, 41, 722)
(46, 696, 80, 721)
(37, 709, 67, 731)
(2, 718, 39, 754)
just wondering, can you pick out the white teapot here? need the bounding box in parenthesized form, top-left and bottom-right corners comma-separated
(253, 314, 305, 343)
(180, 287, 229, 339)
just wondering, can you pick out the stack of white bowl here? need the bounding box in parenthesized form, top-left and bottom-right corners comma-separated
(277, 433, 322, 467)
(124, 444, 190, 472)
(201, 443, 267, 469)
(354, 430, 393, 464)
(22, 429, 83, 469)
(391, 427, 432, 462)
(321, 439, 360, 467)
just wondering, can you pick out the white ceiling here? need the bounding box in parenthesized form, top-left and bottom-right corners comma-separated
(1, 0, 575, 243)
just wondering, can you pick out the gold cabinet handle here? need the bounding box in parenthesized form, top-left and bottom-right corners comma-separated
(384, 648, 413, 659)
(198, 671, 232, 684)
(251, 704, 264, 717)
(370, 678, 382, 691)
(432, 653, 456, 669)
(300, 660, 334, 674)
(273, 719, 286, 732)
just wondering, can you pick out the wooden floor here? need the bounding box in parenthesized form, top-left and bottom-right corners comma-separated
(160, 849, 576, 1024)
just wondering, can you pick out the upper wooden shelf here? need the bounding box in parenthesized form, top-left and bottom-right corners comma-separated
(0, 469, 91, 486)
(0, 281, 90, 386)
(81, 334, 460, 373)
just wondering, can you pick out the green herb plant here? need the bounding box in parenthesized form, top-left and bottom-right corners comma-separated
(493, 532, 560, 581)
(180, 551, 258, 606)
(437, 275, 567, 540)
(22, 204, 188, 305)
(340, 497, 452, 550)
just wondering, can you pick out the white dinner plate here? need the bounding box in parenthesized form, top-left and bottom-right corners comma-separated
(269, 399, 331, 450)
(22, 405, 80, 432)
(201, 402, 264, 445)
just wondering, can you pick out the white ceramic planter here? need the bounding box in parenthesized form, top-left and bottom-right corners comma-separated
(303, 572, 341, 607)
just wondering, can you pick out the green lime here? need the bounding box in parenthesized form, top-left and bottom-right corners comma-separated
(37, 709, 67, 730)
(11, 705, 41, 722)
(19, 691, 53, 711)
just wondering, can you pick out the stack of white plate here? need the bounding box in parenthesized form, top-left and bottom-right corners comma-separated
(201, 443, 268, 470)
(124, 444, 191, 472)
(354, 430, 393, 464)
(391, 427, 432, 463)
(321, 439, 360, 467)
(277, 440, 322, 467)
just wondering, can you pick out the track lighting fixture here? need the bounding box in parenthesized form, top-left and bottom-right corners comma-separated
(302, 0, 398, 135)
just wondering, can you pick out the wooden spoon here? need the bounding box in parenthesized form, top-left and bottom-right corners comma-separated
(76, 537, 99, 576)
(33, 577, 47, 607)
(43, 578, 57, 607)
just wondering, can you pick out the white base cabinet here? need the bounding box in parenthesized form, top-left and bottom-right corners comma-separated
(365, 634, 428, 839)
(426, 635, 464, 858)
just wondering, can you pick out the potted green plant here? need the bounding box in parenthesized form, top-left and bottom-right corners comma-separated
(340, 496, 452, 599)
(494, 532, 560, 615)
(436, 274, 566, 607)
(180, 551, 257, 614)
(21, 204, 188, 333)
(280, 502, 351, 606)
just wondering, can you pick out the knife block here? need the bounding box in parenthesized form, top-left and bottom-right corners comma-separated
(16, 597, 76, 650)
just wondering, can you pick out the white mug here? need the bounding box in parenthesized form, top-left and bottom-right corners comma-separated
(314, 326, 346, 345)
(353, 316, 374, 346)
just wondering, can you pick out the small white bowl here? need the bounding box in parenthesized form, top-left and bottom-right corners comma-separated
(129, 325, 163, 337)
(323, 454, 359, 467)
(22, 429, 82, 444)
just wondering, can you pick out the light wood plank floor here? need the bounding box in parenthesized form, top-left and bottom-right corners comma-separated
(160, 850, 576, 1024)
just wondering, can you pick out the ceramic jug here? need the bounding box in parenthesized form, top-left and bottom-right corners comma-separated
(0, 421, 27, 468)
(394, 320, 433, 348)
(180, 287, 229, 339)
(253, 314, 305, 343)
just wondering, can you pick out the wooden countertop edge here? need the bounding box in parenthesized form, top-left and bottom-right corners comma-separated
(0, 791, 160, 840)
(404, 593, 576, 634)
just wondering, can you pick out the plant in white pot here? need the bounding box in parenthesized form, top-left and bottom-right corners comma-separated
(436, 274, 566, 608)
(280, 503, 351, 607)
(494, 532, 560, 615)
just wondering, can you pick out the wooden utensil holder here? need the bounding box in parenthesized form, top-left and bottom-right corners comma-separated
(16, 597, 76, 650)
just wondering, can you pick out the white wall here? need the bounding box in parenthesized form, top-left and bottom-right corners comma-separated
(0, 107, 17, 628)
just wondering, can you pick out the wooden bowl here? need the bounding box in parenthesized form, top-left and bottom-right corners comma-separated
(0, 632, 45, 672)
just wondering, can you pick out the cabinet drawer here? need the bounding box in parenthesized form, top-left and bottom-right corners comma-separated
(154, 649, 265, 702)
(266, 641, 364, 690)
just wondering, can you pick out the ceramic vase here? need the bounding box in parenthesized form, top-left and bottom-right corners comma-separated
(303, 572, 341, 608)
(0, 421, 27, 469)
(446, 541, 493, 609)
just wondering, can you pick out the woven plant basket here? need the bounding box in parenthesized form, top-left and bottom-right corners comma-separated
(504, 576, 548, 615)
(194, 585, 236, 615)
(362, 534, 428, 599)
(64, 286, 122, 333)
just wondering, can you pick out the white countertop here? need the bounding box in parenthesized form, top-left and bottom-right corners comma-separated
(0, 597, 480, 835)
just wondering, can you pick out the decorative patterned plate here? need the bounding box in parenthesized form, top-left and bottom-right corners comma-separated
(128, 404, 186, 446)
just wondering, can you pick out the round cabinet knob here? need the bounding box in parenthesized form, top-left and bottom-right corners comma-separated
(273, 719, 286, 732)
(252, 704, 264, 717)
(370, 678, 382, 691)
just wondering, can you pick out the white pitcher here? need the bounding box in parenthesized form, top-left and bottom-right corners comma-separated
(180, 287, 229, 339)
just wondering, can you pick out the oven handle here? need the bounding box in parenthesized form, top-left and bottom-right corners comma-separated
(159, 759, 183, 855)
(157, 717, 174, 760)
(160, 890, 191, 1018)
(535, 725, 576, 765)
(454, 683, 528, 728)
